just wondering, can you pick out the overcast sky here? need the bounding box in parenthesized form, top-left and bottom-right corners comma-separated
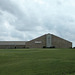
(0, 0, 75, 46)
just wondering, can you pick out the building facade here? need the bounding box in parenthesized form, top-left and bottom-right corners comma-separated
(26, 33, 72, 48)
(0, 33, 72, 49)
(0, 41, 26, 49)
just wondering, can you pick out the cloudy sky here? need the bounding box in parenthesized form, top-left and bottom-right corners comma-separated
(0, 0, 75, 46)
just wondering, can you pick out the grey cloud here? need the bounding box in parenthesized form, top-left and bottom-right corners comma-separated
(0, 0, 75, 46)
(0, 0, 20, 17)
(0, 11, 3, 15)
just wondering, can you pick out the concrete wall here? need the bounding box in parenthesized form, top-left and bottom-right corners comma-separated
(0, 41, 26, 49)
(51, 34, 72, 48)
(0, 34, 72, 49)
(26, 34, 46, 48)
(0, 45, 25, 49)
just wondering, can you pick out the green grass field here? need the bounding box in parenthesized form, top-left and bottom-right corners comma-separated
(0, 49, 75, 75)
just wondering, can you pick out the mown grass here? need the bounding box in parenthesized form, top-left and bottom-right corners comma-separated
(0, 49, 75, 75)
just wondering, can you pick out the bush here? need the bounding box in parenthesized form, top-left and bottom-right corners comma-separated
(73, 47, 75, 49)
(50, 46, 55, 48)
(43, 46, 55, 48)
(43, 46, 46, 48)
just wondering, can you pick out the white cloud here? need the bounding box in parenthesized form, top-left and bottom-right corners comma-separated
(34, 0, 45, 4)
(0, 0, 75, 46)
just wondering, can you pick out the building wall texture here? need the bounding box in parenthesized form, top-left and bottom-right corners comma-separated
(51, 34, 72, 48)
(26, 34, 46, 48)
(0, 45, 25, 49)
(0, 41, 26, 49)
(26, 34, 72, 48)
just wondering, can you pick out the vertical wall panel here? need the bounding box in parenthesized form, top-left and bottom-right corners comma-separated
(46, 34, 51, 47)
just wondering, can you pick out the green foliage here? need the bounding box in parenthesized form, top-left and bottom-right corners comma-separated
(0, 49, 75, 75)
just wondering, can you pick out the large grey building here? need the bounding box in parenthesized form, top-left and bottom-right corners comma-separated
(0, 33, 72, 49)
(26, 33, 72, 48)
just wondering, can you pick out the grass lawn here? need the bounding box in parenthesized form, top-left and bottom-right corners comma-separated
(0, 48, 75, 75)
